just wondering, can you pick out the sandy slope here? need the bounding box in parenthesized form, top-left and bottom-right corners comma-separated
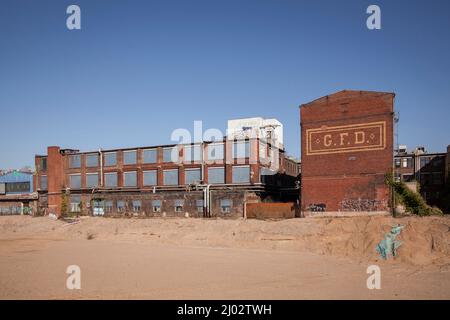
(0, 215, 449, 299)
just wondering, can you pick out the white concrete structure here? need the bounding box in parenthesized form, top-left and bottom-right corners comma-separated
(227, 117, 284, 149)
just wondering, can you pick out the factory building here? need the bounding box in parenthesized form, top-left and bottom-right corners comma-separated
(0, 170, 37, 215)
(34, 118, 300, 218)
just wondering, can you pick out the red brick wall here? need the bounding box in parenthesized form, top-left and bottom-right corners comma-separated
(47, 146, 63, 215)
(300, 90, 394, 213)
(246, 202, 296, 219)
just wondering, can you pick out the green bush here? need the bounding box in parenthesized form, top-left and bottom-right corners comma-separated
(385, 173, 443, 216)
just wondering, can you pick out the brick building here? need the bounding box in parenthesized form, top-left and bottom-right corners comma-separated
(300, 90, 395, 215)
(394, 145, 449, 206)
(0, 170, 37, 215)
(35, 136, 299, 218)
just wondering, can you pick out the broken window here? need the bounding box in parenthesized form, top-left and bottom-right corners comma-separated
(70, 195, 81, 212)
(152, 200, 161, 212)
(220, 199, 232, 213)
(117, 200, 126, 213)
(132, 200, 141, 212)
(174, 199, 184, 212)
(105, 200, 113, 213)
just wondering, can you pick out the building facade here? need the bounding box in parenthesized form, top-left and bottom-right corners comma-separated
(35, 137, 299, 218)
(394, 145, 449, 206)
(300, 90, 395, 215)
(0, 170, 37, 215)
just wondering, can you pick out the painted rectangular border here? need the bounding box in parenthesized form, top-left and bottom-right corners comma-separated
(306, 121, 386, 155)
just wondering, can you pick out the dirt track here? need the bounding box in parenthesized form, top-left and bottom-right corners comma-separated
(0, 215, 450, 299)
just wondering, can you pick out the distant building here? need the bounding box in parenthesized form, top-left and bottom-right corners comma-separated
(227, 117, 284, 150)
(394, 145, 449, 205)
(0, 170, 37, 215)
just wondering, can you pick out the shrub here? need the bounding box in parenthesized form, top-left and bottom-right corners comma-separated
(386, 173, 443, 216)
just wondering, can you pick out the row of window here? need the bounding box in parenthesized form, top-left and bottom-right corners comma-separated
(394, 156, 445, 169)
(70, 198, 232, 214)
(39, 166, 252, 190)
(67, 142, 254, 169)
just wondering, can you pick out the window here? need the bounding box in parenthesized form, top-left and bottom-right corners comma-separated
(394, 158, 401, 168)
(105, 200, 113, 213)
(5, 182, 30, 193)
(233, 140, 250, 158)
(184, 145, 202, 163)
(259, 141, 267, 160)
(420, 173, 432, 185)
(70, 195, 81, 212)
(143, 170, 157, 186)
(196, 199, 204, 213)
(86, 154, 99, 167)
(208, 143, 224, 161)
(402, 158, 407, 168)
(174, 199, 184, 212)
(402, 174, 414, 182)
(152, 200, 161, 212)
(117, 200, 126, 213)
(69, 155, 81, 168)
(220, 199, 232, 213)
(123, 171, 137, 187)
(232, 166, 250, 183)
(69, 174, 81, 189)
(104, 152, 117, 166)
(86, 173, 98, 188)
(163, 169, 178, 185)
(420, 157, 431, 168)
(185, 168, 201, 184)
(123, 150, 137, 165)
(143, 149, 157, 164)
(163, 147, 178, 163)
(132, 200, 141, 212)
(432, 173, 443, 185)
(208, 167, 225, 184)
(93, 199, 104, 216)
(39, 158, 47, 171)
(40, 176, 47, 190)
(104, 172, 118, 187)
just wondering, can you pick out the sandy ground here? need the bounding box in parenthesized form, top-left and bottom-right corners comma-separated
(0, 215, 450, 299)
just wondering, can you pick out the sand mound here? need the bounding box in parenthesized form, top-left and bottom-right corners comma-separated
(1, 215, 449, 266)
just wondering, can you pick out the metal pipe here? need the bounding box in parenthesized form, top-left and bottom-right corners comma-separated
(99, 148, 103, 187)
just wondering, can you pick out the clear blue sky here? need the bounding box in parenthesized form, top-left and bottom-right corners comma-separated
(1, 0, 449, 169)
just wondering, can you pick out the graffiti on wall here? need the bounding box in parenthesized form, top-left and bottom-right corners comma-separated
(339, 198, 387, 212)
